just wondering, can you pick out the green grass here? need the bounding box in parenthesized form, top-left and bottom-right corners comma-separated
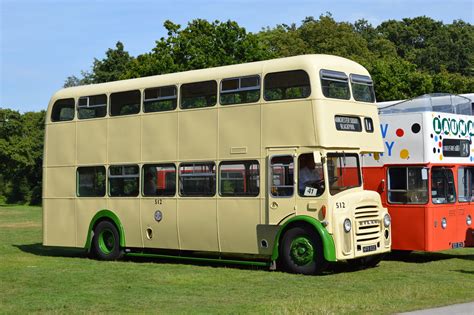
(0, 205, 473, 314)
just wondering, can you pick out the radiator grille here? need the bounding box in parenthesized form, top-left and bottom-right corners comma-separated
(354, 206, 381, 244)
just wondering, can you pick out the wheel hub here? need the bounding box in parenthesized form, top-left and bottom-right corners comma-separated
(290, 237, 314, 266)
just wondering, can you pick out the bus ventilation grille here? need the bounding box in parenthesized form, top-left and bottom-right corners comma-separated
(354, 206, 381, 244)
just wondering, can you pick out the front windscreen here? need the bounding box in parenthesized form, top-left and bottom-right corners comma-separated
(431, 167, 456, 204)
(327, 153, 361, 195)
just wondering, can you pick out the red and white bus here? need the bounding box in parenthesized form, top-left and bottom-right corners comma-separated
(362, 94, 473, 251)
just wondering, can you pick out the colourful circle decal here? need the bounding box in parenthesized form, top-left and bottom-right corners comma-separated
(400, 149, 409, 159)
(396, 129, 404, 137)
(411, 123, 421, 134)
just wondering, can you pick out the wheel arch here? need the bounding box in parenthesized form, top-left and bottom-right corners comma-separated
(271, 215, 336, 262)
(84, 209, 126, 250)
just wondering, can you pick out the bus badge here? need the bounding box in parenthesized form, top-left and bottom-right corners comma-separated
(360, 220, 378, 226)
(154, 210, 163, 222)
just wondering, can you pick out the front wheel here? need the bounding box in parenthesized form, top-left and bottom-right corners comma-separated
(91, 220, 123, 260)
(279, 226, 328, 275)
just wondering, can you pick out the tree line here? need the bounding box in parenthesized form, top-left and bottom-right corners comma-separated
(1, 14, 473, 204)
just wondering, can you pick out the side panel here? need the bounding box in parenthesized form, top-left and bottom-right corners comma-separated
(76, 119, 107, 165)
(45, 123, 76, 166)
(218, 104, 261, 159)
(262, 100, 315, 148)
(217, 198, 261, 254)
(142, 112, 178, 162)
(75, 199, 108, 247)
(140, 198, 179, 249)
(178, 109, 217, 161)
(389, 205, 426, 250)
(43, 198, 76, 246)
(108, 117, 141, 163)
(107, 199, 142, 248)
(177, 198, 219, 251)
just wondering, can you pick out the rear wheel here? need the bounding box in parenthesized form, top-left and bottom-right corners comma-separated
(279, 226, 328, 275)
(92, 220, 123, 260)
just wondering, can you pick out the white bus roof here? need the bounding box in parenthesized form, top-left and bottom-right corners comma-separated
(377, 93, 473, 116)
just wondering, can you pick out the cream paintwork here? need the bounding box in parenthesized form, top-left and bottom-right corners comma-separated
(43, 54, 389, 261)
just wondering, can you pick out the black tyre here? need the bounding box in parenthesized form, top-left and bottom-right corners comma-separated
(91, 220, 123, 260)
(348, 254, 384, 269)
(279, 226, 328, 275)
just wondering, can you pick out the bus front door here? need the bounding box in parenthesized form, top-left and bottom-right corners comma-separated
(267, 149, 297, 225)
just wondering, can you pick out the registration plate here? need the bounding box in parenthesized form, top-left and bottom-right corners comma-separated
(363, 245, 377, 253)
(452, 242, 464, 249)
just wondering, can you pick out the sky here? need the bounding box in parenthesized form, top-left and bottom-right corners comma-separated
(1, 0, 473, 112)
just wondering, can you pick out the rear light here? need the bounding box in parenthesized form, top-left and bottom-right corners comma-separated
(321, 205, 326, 219)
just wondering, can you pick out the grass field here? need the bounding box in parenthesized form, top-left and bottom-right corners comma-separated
(0, 205, 473, 314)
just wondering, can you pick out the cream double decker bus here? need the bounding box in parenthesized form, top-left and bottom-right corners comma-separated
(43, 54, 391, 274)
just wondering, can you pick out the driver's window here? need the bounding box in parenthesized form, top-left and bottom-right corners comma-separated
(270, 155, 294, 197)
(431, 168, 456, 204)
(298, 153, 324, 197)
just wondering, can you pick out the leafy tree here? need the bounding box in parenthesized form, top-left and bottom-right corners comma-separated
(89, 41, 134, 83)
(0, 109, 45, 204)
(124, 19, 272, 79)
(377, 17, 474, 75)
(368, 58, 434, 101)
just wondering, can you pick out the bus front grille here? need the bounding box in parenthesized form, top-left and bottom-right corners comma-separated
(354, 206, 381, 247)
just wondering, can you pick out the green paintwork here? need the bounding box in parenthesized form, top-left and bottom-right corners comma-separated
(98, 228, 114, 255)
(126, 252, 271, 267)
(290, 236, 314, 266)
(84, 209, 126, 249)
(271, 215, 336, 262)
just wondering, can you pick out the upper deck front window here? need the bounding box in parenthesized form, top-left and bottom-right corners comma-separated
(350, 74, 375, 103)
(327, 153, 361, 195)
(320, 70, 350, 100)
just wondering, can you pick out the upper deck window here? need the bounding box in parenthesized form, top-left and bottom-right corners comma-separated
(144, 86, 177, 113)
(180, 81, 217, 109)
(220, 75, 260, 105)
(110, 90, 141, 116)
(350, 74, 375, 103)
(78, 94, 107, 119)
(51, 98, 75, 122)
(264, 70, 310, 101)
(320, 69, 350, 100)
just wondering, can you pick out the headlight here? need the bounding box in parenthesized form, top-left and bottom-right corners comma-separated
(343, 218, 352, 233)
(467, 215, 472, 226)
(383, 214, 391, 227)
(441, 217, 447, 229)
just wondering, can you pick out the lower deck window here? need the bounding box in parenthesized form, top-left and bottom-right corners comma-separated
(219, 161, 259, 196)
(109, 165, 139, 197)
(179, 162, 216, 196)
(143, 164, 176, 196)
(388, 167, 428, 204)
(77, 166, 106, 197)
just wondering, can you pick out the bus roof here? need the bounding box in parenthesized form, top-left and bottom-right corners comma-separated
(378, 93, 473, 116)
(49, 54, 370, 102)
